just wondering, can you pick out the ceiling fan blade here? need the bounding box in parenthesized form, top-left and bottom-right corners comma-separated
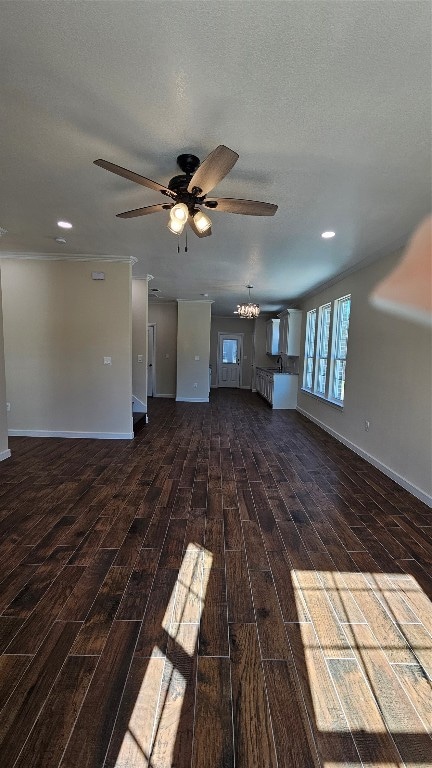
(94, 159, 173, 196)
(116, 203, 168, 219)
(187, 145, 239, 196)
(188, 215, 212, 238)
(204, 198, 278, 216)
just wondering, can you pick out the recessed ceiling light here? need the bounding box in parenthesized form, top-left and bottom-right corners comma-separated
(57, 220, 73, 229)
(321, 231, 335, 239)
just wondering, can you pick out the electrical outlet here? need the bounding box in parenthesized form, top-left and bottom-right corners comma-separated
(6, 402, 10, 412)
(103, 357, 112, 365)
(193, 383, 198, 389)
(364, 420, 370, 431)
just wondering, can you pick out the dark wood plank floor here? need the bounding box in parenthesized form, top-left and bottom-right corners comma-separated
(0, 389, 431, 767)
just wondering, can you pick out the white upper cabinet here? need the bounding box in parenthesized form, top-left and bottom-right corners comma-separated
(277, 309, 302, 355)
(265, 319, 280, 355)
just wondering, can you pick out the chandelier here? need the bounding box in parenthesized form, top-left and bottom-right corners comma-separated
(236, 285, 260, 319)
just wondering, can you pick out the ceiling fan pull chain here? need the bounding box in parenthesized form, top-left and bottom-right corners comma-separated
(177, 237, 180, 254)
(185, 230, 188, 253)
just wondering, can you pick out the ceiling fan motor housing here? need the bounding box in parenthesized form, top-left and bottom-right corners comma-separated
(168, 171, 206, 212)
(176, 154, 200, 175)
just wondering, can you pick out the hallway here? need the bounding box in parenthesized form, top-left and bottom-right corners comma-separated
(0, 390, 431, 767)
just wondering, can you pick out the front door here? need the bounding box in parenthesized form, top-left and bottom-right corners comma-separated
(217, 333, 242, 388)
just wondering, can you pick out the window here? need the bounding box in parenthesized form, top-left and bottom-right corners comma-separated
(302, 295, 351, 405)
(315, 303, 331, 395)
(303, 310, 316, 390)
(330, 295, 351, 402)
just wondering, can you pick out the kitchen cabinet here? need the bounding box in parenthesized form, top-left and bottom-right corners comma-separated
(255, 367, 298, 409)
(278, 309, 302, 356)
(265, 319, 280, 355)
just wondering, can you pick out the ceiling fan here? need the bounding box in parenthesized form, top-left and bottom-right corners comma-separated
(94, 145, 278, 238)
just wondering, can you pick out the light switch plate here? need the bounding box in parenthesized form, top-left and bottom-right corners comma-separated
(103, 357, 112, 365)
(137, 354, 143, 363)
(194, 355, 200, 361)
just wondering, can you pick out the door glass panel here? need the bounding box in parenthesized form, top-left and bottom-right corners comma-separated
(222, 339, 238, 364)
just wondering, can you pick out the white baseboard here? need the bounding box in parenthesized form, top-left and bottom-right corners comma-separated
(175, 397, 209, 403)
(155, 394, 175, 399)
(297, 407, 432, 508)
(0, 449, 11, 461)
(8, 429, 133, 440)
(132, 395, 147, 413)
(210, 385, 250, 390)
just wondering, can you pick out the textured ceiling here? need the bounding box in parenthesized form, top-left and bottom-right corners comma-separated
(0, 1, 430, 315)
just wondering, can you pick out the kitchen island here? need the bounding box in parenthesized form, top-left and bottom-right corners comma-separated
(255, 367, 299, 409)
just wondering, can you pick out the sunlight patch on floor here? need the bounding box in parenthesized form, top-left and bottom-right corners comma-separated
(113, 543, 212, 768)
(292, 568, 432, 748)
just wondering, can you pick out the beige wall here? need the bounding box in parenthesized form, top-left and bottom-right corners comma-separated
(0, 268, 10, 459)
(252, 316, 272, 391)
(132, 278, 148, 412)
(210, 316, 255, 388)
(297, 250, 432, 504)
(253, 317, 271, 371)
(148, 302, 177, 397)
(1, 258, 133, 438)
(177, 301, 211, 401)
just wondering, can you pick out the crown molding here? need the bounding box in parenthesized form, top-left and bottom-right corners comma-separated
(149, 298, 177, 303)
(0, 252, 137, 265)
(133, 274, 154, 281)
(177, 299, 214, 304)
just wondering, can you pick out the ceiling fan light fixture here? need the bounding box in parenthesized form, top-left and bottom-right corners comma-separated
(193, 209, 212, 233)
(170, 202, 189, 223)
(167, 217, 185, 235)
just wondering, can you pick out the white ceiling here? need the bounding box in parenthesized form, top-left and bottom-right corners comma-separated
(1, 1, 430, 315)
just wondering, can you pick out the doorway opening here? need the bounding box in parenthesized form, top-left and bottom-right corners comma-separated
(148, 324, 155, 397)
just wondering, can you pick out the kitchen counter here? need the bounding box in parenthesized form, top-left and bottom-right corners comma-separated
(257, 367, 298, 375)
